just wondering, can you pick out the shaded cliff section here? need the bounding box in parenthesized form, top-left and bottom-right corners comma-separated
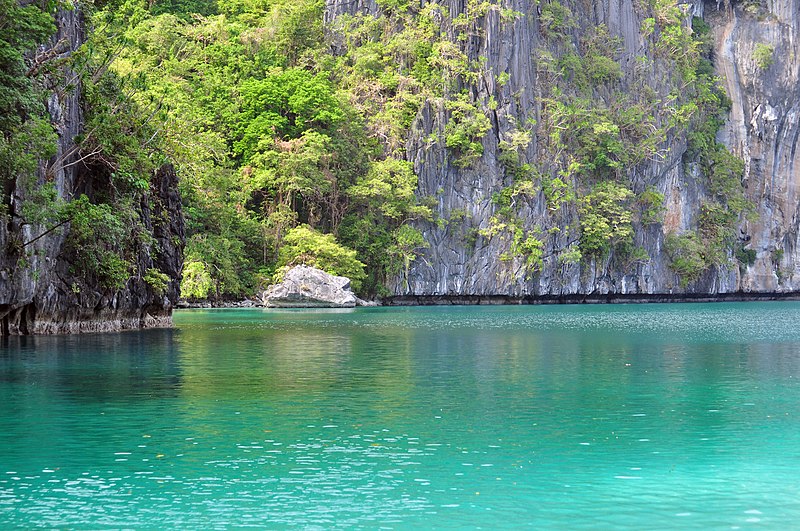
(326, 0, 800, 298)
(0, 8, 184, 335)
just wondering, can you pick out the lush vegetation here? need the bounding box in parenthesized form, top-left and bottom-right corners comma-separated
(3, 0, 753, 298)
(2, 0, 180, 292)
(753, 43, 775, 70)
(83, 0, 443, 299)
(663, 14, 755, 284)
(530, 1, 751, 283)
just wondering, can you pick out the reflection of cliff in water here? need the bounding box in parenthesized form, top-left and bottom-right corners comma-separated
(0, 329, 182, 402)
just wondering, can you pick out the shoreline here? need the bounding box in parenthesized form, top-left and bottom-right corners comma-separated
(176, 291, 800, 309)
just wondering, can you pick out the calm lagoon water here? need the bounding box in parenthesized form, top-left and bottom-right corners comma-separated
(1, 303, 800, 528)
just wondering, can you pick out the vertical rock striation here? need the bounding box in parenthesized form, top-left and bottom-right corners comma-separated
(709, 0, 800, 291)
(0, 7, 184, 335)
(327, 0, 800, 298)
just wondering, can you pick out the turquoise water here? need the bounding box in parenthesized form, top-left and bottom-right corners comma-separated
(1, 303, 799, 528)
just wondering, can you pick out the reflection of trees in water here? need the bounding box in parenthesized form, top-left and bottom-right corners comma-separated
(173, 323, 419, 414)
(5, 311, 800, 461)
(175, 328, 354, 398)
(169, 322, 420, 447)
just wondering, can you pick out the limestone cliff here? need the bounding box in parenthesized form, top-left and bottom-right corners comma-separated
(326, 0, 800, 298)
(0, 8, 184, 334)
(709, 1, 800, 291)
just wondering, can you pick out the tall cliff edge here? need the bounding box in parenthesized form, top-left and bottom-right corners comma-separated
(0, 6, 184, 335)
(326, 0, 800, 298)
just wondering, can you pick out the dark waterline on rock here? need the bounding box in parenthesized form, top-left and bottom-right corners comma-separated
(178, 290, 800, 311)
(384, 291, 800, 305)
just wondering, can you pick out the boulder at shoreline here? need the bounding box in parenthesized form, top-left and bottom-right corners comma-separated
(262, 265, 370, 308)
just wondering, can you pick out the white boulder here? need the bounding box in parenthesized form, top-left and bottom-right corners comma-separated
(262, 265, 360, 308)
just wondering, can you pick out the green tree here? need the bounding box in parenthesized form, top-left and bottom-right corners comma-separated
(665, 231, 706, 287)
(348, 158, 426, 220)
(388, 224, 428, 290)
(0, 0, 55, 130)
(62, 196, 135, 290)
(180, 260, 214, 299)
(276, 225, 366, 291)
(183, 233, 248, 299)
(342, 157, 432, 294)
(235, 69, 344, 160)
(753, 43, 775, 70)
(0, 0, 58, 201)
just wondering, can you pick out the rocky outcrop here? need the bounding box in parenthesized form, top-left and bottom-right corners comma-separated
(324, 0, 379, 23)
(326, 0, 800, 298)
(0, 7, 184, 335)
(0, 162, 184, 335)
(262, 265, 363, 307)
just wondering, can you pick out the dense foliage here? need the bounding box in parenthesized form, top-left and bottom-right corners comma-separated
(80, 0, 440, 299)
(2, 0, 752, 298)
(102, 0, 753, 294)
(1, 0, 179, 293)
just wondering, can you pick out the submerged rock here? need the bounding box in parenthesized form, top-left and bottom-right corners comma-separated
(262, 266, 363, 308)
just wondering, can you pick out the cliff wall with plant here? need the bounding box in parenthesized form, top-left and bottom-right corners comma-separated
(326, 0, 800, 297)
(0, 1, 184, 334)
(13, 0, 796, 309)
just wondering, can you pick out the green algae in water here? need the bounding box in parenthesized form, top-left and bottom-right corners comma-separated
(1, 302, 800, 527)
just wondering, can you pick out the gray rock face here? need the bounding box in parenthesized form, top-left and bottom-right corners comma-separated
(327, 0, 800, 297)
(324, 0, 378, 22)
(709, 1, 800, 291)
(0, 7, 184, 335)
(262, 266, 359, 307)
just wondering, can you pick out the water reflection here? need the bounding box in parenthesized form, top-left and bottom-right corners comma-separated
(1, 304, 799, 527)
